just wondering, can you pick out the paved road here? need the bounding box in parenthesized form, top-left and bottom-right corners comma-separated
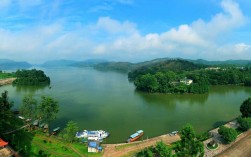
(103, 134, 180, 157)
(217, 130, 251, 157)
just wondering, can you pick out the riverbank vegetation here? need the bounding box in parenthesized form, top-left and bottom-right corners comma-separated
(0, 90, 99, 156)
(0, 71, 15, 79)
(13, 69, 50, 85)
(136, 124, 204, 157)
(218, 126, 238, 143)
(129, 59, 251, 94)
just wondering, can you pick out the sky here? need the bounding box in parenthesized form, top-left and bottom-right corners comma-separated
(0, 0, 251, 63)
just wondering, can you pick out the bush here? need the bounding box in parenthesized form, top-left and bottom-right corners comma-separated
(218, 126, 238, 143)
(237, 117, 251, 131)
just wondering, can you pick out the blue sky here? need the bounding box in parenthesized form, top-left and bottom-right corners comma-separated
(0, 0, 251, 63)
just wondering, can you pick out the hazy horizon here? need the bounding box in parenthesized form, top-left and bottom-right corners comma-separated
(0, 0, 251, 64)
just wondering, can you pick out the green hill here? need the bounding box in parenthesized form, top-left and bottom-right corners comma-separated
(128, 59, 205, 80)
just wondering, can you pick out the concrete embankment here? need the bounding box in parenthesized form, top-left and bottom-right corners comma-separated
(0, 78, 16, 86)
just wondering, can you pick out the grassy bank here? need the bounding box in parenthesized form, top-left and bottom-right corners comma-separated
(0, 71, 15, 79)
(2, 119, 102, 157)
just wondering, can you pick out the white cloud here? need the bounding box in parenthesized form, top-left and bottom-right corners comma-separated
(0, 0, 249, 63)
(95, 16, 138, 35)
(92, 0, 248, 60)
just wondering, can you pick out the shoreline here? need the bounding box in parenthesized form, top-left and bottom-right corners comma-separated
(0, 78, 16, 86)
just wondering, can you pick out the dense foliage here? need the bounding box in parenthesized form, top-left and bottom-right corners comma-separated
(38, 96, 59, 130)
(175, 124, 204, 157)
(13, 69, 50, 85)
(237, 117, 251, 131)
(0, 71, 15, 79)
(136, 124, 204, 157)
(218, 126, 238, 143)
(129, 59, 251, 94)
(240, 97, 251, 117)
(61, 121, 79, 143)
(134, 72, 209, 94)
(0, 91, 13, 133)
(136, 141, 172, 157)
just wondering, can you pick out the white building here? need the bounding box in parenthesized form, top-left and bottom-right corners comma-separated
(180, 78, 193, 85)
(88, 141, 102, 153)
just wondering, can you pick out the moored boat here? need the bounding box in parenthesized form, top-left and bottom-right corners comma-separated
(127, 130, 144, 143)
(51, 127, 60, 135)
(76, 130, 109, 142)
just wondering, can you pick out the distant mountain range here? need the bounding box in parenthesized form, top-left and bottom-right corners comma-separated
(91, 58, 251, 73)
(1, 58, 251, 70)
(40, 59, 107, 67)
(189, 59, 251, 66)
(0, 59, 32, 70)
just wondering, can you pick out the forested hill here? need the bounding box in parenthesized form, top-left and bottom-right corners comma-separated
(93, 62, 134, 72)
(128, 59, 205, 80)
(0, 59, 32, 69)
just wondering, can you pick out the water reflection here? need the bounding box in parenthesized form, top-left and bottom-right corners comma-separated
(135, 91, 209, 110)
(14, 84, 49, 93)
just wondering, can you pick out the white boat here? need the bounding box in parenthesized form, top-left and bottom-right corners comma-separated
(76, 130, 109, 140)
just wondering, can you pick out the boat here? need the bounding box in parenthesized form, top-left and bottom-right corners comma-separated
(51, 127, 60, 135)
(127, 130, 144, 143)
(76, 130, 109, 141)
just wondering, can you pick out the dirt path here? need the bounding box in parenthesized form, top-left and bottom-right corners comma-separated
(0, 78, 16, 86)
(217, 130, 251, 157)
(103, 134, 180, 157)
(2, 124, 29, 135)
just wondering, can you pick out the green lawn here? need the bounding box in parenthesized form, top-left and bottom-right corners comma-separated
(0, 72, 15, 79)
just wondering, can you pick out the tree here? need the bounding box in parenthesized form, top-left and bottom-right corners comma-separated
(240, 98, 251, 117)
(155, 141, 172, 157)
(134, 74, 159, 92)
(218, 126, 237, 143)
(62, 121, 79, 143)
(176, 123, 204, 157)
(237, 117, 251, 131)
(0, 91, 13, 133)
(20, 95, 38, 130)
(37, 96, 59, 132)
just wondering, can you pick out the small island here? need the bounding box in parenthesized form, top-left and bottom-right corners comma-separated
(13, 69, 50, 86)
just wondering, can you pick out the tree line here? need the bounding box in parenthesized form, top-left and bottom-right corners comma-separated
(131, 67, 251, 94)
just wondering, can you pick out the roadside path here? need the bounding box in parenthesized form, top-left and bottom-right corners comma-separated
(103, 134, 180, 157)
(217, 130, 251, 157)
(2, 124, 29, 135)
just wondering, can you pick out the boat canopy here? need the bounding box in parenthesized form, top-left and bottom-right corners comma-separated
(137, 130, 143, 134)
(53, 127, 60, 132)
(130, 133, 139, 138)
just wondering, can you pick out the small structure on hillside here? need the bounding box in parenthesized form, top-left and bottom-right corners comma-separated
(88, 141, 102, 153)
(180, 78, 193, 85)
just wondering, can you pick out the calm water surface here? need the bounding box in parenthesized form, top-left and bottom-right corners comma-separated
(1, 67, 251, 143)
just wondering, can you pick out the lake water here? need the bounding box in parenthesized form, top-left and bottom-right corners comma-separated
(1, 67, 251, 143)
